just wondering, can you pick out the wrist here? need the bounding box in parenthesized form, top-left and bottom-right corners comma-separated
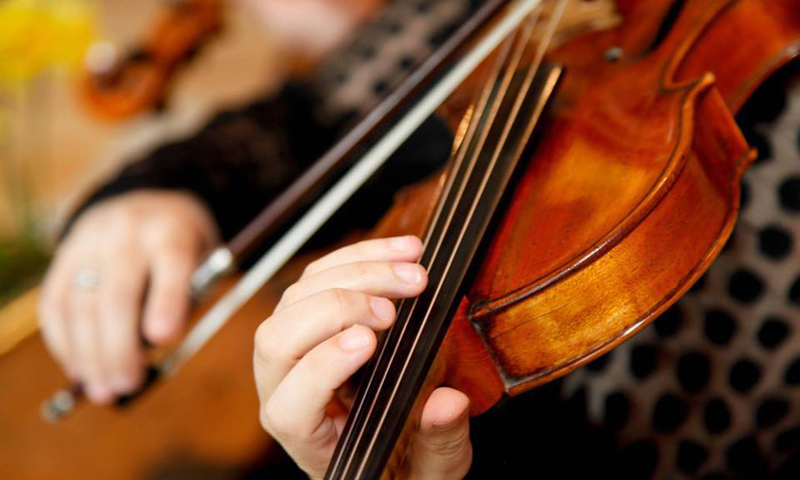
(68, 190, 221, 251)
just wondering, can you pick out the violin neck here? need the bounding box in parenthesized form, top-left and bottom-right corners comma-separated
(324, 44, 563, 477)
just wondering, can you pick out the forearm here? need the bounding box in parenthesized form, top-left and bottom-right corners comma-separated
(64, 83, 335, 242)
(64, 0, 477, 244)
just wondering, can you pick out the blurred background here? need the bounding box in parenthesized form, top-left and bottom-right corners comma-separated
(0, 3, 309, 476)
(0, 0, 286, 307)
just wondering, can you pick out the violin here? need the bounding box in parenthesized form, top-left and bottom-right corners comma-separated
(320, 0, 800, 477)
(81, 0, 223, 120)
(4, 0, 798, 478)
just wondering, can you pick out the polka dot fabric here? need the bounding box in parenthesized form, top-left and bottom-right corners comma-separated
(563, 69, 800, 478)
(309, 0, 471, 125)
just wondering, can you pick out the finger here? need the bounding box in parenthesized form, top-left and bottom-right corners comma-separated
(259, 325, 376, 476)
(254, 289, 394, 397)
(301, 236, 423, 279)
(38, 260, 76, 379)
(68, 289, 114, 404)
(142, 250, 196, 345)
(277, 261, 427, 311)
(406, 387, 472, 480)
(98, 261, 148, 394)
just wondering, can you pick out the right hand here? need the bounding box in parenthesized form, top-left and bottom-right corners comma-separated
(39, 190, 219, 403)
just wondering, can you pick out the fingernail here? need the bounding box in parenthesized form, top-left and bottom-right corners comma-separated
(339, 326, 371, 351)
(370, 297, 395, 324)
(390, 236, 413, 251)
(393, 264, 423, 285)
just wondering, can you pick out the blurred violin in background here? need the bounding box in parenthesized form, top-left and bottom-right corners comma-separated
(80, 0, 223, 120)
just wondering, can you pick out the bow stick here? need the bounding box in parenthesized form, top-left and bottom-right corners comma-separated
(42, 0, 542, 422)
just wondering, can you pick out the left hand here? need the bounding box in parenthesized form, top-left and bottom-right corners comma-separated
(253, 236, 472, 479)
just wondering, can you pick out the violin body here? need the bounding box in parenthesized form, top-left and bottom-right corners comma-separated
(368, 0, 800, 423)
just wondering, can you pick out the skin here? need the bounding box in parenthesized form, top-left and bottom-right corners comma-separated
(39, 2, 473, 474)
(254, 236, 472, 478)
(237, 0, 385, 56)
(38, 0, 378, 405)
(38, 191, 219, 403)
(41, 205, 475, 476)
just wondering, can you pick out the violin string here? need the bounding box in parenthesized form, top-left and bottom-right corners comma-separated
(328, 29, 520, 475)
(326, 20, 525, 478)
(356, 0, 568, 476)
(326, 43, 511, 478)
(166, 0, 545, 402)
(340, 11, 542, 475)
(337, 7, 550, 477)
(346, 0, 569, 475)
(327, 1, 549, 474)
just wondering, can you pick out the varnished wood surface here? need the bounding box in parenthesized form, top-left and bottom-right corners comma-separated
(674, 0, 800, 112)
(469, 0, 798, 394)
(357, 0, 799, 419)
(0, 288, 39, 357)
(0, 274, 293, 480)
(467, 0, 753, 390)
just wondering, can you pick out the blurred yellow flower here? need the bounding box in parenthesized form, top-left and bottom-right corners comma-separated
(0, 0, 96, 87)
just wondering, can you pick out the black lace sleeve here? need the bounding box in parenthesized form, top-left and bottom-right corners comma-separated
(64, 0, 478, 245)
(65, 83, 339, 241)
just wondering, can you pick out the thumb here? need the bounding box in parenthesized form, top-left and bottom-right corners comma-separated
(406, 387, 472, 480)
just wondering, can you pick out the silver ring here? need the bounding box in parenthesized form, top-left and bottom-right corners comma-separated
(73, 268, 102, 290)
